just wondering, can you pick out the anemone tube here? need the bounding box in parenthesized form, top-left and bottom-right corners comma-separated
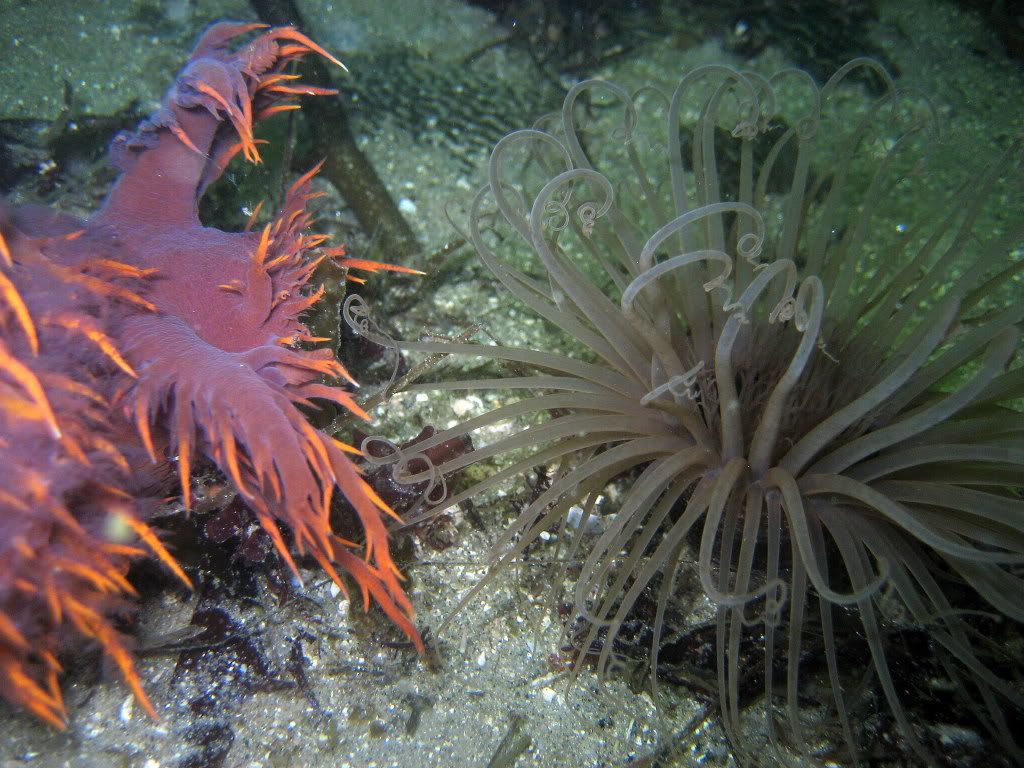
(367, 60, 1024, 763)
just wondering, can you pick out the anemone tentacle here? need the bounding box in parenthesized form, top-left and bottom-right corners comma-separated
(385, 62, 1023, 764)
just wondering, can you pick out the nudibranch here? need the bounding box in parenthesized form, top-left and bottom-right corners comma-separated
(0, 21, 422, 728)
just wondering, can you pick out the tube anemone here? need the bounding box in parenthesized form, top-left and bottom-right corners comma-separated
(374, 60, 1023, 763)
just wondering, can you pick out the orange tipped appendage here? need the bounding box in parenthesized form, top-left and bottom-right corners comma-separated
(0, 474, 171, 730)
(165, 26, 347, 173)
(0, 24, 428, 732)
(64, 596, 156, 719)
(331, 437, 363, 456)
(0, 269, 39, 355)
(321, 246, 426, 277)
(335, 258, 426, 276)
(115, 512, 192, 590)
(265, 26, 348, 71)
(358, 478, 404, 524)
(0, 339, 61, 438)
(174, 401, 194, 513)
(244, 200, 265, 232)
(2, 656, 67, 730)
(45, 314, 137, 378)
(168, 122, 207, 158)
(0, 230, 12, 267)
(44, 262, 156, 312)
(253, 223, 273, 265)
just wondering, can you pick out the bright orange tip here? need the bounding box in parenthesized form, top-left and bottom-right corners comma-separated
(332, 256, 426, 276)
(270, 28, 348, 71)
(305, 234, 331, 249)
(254, 104, 302, 121)
(358, 478, 404, 523)
(0, 612, 29, 651)
(168, 122, 207, 158)
(253, 223, 273, 264)
(266, 84, 338, 97)
(0, 342, 61, 438)
(116, 513, 193, 590)
(48, 315, 137, 378)
(218, 21, 270, 37)
(0, 269, 39, 355)
(288, 160, 326, 197)
(276, 333, 332, 345)
(0, 230, 12, 266)
(244, 200, 265, 232)
(85, 258, 158, 279)
(258, 73, 303, 88)
(331, 437, 363, 456)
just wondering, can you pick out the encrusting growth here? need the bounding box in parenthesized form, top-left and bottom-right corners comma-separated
(0, 22, 422, 728)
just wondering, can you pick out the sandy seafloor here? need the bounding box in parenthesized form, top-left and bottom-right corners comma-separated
(0, 0, 1021, 766)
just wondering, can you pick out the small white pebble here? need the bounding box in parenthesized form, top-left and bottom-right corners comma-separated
(452, 398, 475, 417)
(476, 650, 487, 667)
(566, 505, 604, 534)
(329, 581, 342, 598)
(119, 694, 134, 722)
(541, 687, 557, 703)
(398, 197, 418, 215)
